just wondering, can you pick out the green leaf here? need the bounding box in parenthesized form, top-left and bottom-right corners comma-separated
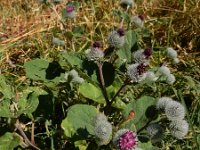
(59, 52, 83, 69)
(79, 82, 105, 104)
(138, 141, 159, 150)
(0, 75, 14, 99)
(123, 96, 156, 129)
(112, 98, 126, 109)
(17, 87, 47, 117)
(0, 132, 21, 150)
(61, 117, 76, 138)
(24, 59, 49, 81)
(61, 104, 97, 139)
(74, 140, 87, 150)
(0, 99, 13, 118)
(117, 30, 137, 63)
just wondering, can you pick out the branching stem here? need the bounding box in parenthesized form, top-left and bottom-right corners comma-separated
(97, 62, 110, 105)
(120, 5, 130, 28)
(137, 119, 152, 134)
(110, 78, 130, 105)
(15, 120, 41, 150)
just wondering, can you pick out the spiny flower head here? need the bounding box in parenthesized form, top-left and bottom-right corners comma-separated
(145, 71, 158, 83)
(52, 37, 65, 46)
(64, 4, 76, 18)
(113, 129, 138, 150)
(65, 69, 84, 83)
(143, 48, 152, 59)
(131, 15, 144, 28)
(120, 0, 134, 8)
(127, 63, 147, 82)
(138, 15, 145, 21)
(93, 41, 102, 48)
(156, 96, 173, 110)
(166, 47, 178, 59)
(166, 74, 176, 85)
(117, 28, 126, 36)
(93, 112, 108, 125)
(66, 5, 74, 13)
(137, 63, 146, 75)
(107, 28, 125, 48)
(94, 120, 112, 145)
(133, 48, 152, 65)
(173, 58, 180, 64)
(146, 123, 163, 142)
(86, 41, 104, 61)
(165, 100, 185, 121)
(169, 119, 189, 139)
(159, 65, 171, 76)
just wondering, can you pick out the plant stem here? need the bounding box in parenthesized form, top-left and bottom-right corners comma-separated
(137, 119, 152, 134)
(97, 62, 110, 105)
(50, 3, 66, 29)
(15, 120, 41, 150)
(120, 5, 130, 28)
(110, 78, 129, 105)
(31, 121, 35, 144)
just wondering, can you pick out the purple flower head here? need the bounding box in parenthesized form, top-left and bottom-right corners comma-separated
(66, 5, 74, 13)
(143, 48, 152, 59)
(113, 129, 138, 150)
(138, 15, 145, 21)
(107, 29, 125, 48)
(119, 131, 138, 150)
(93, 41, 102, 48)
(117, 28, 125, 37)
(137, 63, 146, 75)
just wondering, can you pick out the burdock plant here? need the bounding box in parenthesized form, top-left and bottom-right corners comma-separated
(7, 0, 191, 149)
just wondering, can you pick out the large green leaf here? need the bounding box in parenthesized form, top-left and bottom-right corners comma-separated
(0, 75, 14, 99)
(16, 87, 47, 117)
(123, 96, 156, 129)
(79, 82, 105, 104)
(24, 58, 49, 81)
(0, 87, 47, 118)
(117, 30, 137, 63)
(0, 132, 21, 150)
(24, 59, 64, 85)
(61, 104, 97, 139)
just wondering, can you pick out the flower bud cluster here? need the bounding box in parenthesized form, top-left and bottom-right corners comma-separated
(86, 41, 104, 61)
(146, 123, 163, 142)
(107, 28, 125, 48)
(131, 15, 144, 28)
(132, 48, 152, 65)
(156, 97, 189, 139)
(113, 129, 138, 150)
(65, 4, 76, 18)
(120, 0, 134, 8)
(166, 47, 179, 64)
(128, 48, 155, 83)
(127, 63, 147, 82)
(158, 65, 176, 85)
(64, 69, 84, 84)
(93, 113, 112, 145)
(52, 37, 65, 46)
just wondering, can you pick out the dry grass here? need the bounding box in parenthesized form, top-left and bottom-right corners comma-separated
(0, 0, 199, 98)
(0, 0, 199, 68)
